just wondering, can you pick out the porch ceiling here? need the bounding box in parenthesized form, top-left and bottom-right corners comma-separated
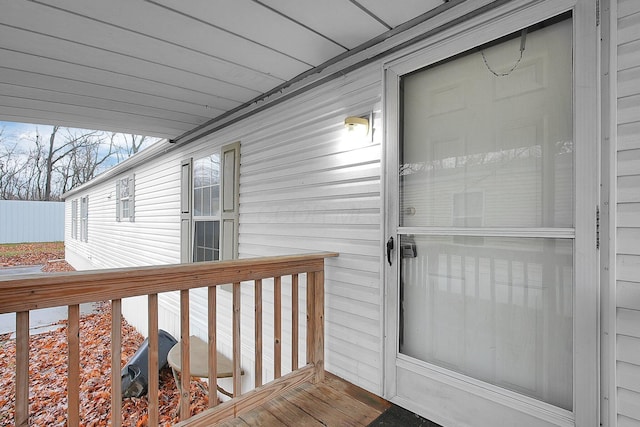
(1, 0, 444, 139)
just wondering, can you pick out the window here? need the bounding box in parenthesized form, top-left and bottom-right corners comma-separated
(194, 220, 219, 262)
(116, 174, 135, 222)
(80, 196, 88, 242)
(193, 154, 221, 261)
(181, 142, 239, 263)
(71, 199, 78, 239)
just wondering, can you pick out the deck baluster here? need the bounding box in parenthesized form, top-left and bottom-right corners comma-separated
(148, 294, 159, 425)
(274, 276, 282, 379)
(254, 279, 263, 388)
(111, 299, 122, 427)
(207, 286, 218, 408)
(68, 304, 80, 427)
(180, 290, 191, 419)
(232, 282, 241, 397)
(15, 311, 29, 427)
(291, 274, 299, 371)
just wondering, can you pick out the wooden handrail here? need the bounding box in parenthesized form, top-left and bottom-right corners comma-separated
(2, 252, 336, 426)
(0, 253, 337, 314)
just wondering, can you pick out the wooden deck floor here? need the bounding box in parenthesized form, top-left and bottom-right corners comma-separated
(215, 372, 392, 427)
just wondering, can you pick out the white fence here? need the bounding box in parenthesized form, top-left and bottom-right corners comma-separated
(0, 200, 64, 244)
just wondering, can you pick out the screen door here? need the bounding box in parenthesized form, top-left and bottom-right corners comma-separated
(383, 12, 600, 423)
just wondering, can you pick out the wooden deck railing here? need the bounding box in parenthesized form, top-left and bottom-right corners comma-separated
(0, 252, 337, 426)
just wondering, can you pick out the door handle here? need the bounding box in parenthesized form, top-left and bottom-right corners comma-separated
(386, 236, 394, 266)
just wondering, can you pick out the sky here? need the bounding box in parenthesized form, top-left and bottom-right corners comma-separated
(0, 121, 54, 146)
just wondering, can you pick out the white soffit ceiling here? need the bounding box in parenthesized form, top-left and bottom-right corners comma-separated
(0, 0, 444, 139)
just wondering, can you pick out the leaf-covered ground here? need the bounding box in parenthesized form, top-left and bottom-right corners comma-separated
(0, 242, 75, 272)
(0, 302, 211, 426)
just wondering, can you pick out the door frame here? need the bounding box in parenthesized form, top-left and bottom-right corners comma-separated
(382, 0, 600, 425)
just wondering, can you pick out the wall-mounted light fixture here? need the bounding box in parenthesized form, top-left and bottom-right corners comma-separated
(344, 116, 369, 131)
(344, 114, 372, 142)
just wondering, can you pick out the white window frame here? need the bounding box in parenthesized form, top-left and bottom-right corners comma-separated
(116, 173, 135, 222)
(382, 0, 599, 425)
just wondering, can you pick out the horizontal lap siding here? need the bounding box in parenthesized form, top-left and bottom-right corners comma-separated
(238, 64, 383, 393)
(65, 157, 182, 270)
(64, 148, 188, 334)
(133, 63, 385, 394)
(65, 63, 386, 396)
(617, 0, 640, 424)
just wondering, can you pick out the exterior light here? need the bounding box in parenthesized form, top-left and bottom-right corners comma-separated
(344, 116, 369, 133)
(344, 114, 372, 143)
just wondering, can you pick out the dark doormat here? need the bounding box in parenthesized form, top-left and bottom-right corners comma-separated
(368, 404, 442, 427)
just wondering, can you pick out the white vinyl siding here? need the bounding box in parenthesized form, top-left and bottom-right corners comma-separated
(65, 160, 183, 270)
(160, 65, 384, 394)
(617, 0, 640, 425)
(63, 62, 384, 396)
(238, 65, 383, 392)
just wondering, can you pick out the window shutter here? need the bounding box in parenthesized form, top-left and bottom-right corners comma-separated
(71, 199, 78, 239)
(180, 159, 192, 263)
(115, 180, 121, 222)
(81, 196, 88, 242)
(129, 173, 135, 221)
(220, 142, 240, 260)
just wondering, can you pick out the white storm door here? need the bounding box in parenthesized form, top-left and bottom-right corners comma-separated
(384, 4, 598, 426)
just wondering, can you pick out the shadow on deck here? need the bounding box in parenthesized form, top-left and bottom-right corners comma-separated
(216, 372, 440, 427)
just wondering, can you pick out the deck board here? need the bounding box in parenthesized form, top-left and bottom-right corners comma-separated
(214, 372, 391, 426)
(263, 396, 326, 426)
(301, 381, 381, 424)
(238, 406, 284, 426)
(282, 385, 365, 425)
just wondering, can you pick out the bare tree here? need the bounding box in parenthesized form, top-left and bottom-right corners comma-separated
(41, 127, 112, 200)
(43, 126, 59, 201)
(0, 125, 158, 201)
(113, 133, 149, 162)
(0, 128, 27, 199)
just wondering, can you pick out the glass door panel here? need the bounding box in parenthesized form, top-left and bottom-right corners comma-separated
(400, 235, 573, 409)
(400, 19, 573, 229)
(398, 17, 574, 411)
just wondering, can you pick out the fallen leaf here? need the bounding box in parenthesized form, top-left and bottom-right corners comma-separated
(0, 301, 215, 426)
